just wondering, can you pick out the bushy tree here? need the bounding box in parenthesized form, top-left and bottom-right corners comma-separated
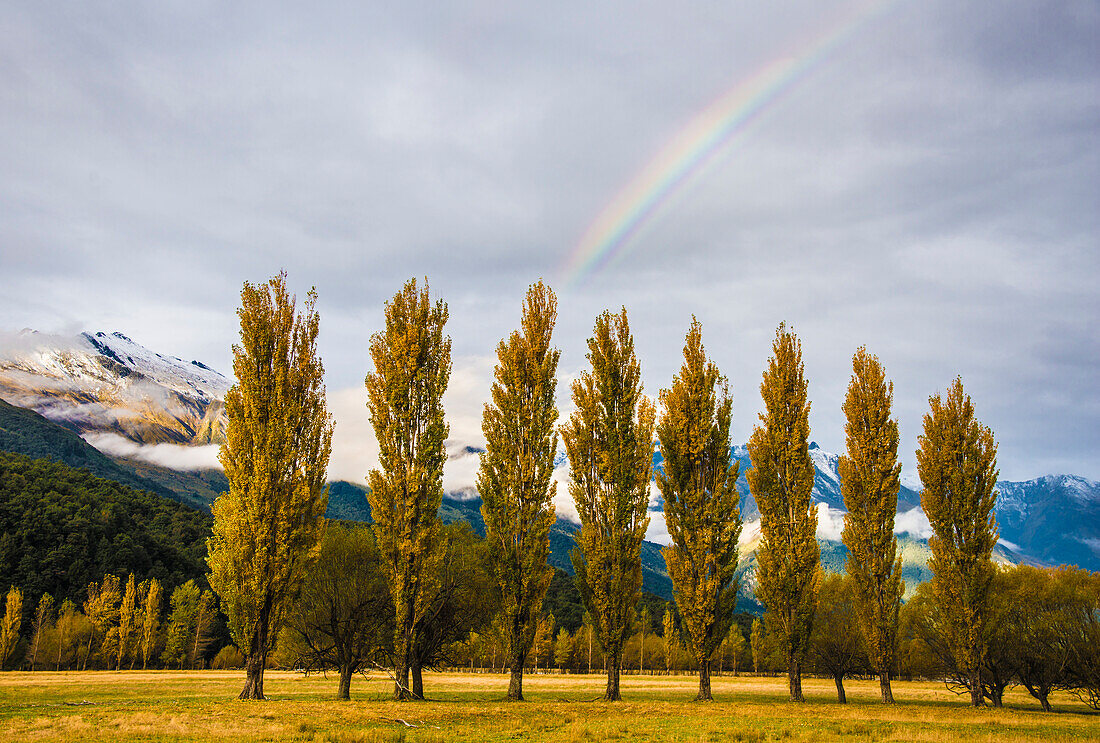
(408, 522, 494, 697)
(840, 347, 904, 703)
(808, 574, 868, 704)
(657, 318, 742, 700)
(747, 324, 819, 702)
(208, 272, 333, 699)
(478, 280, 560, 700)
(917, 377, 998, 707)
(286, 522, 393, 700)
(366, 278, 451, 701)
(561, 308, 655, 701)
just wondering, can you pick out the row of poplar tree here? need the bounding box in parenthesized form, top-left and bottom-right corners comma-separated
(0, 577, 222, 672)
(49, 271, 1092, 709)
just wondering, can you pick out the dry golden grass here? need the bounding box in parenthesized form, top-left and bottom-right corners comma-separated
(0, 670, 1096, 742)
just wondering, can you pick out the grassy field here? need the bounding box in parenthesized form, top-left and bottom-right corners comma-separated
(2, 670, 1097, 742)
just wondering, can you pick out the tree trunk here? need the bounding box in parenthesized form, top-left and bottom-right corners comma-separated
(394, 627, 413, 700)
(788, 654, 804, 702)
(239, 648, 267, 700)
(411, 661, 424, 700)
(879, 671, 894, 703)
(834, 674, 847, 704)
(605, 651, 622, 701)
(337, 664, 353, 701)
(969, 668, 983, 707)
(507, 647, 526, 700)
(239, 612, 270, 700)
(1039, 692, 1052, 713)
(696, 658, 713, 701)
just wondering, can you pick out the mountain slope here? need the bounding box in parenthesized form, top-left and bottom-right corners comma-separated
(0, 330, 228, 445)
(0, 450, 211, 605)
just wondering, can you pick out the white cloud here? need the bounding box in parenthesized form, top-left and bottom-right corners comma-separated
(443, 440, 481, 498)
(551, 455, 579, 524)
(646, 510, 670, 546)
(84, 432, 220, 471)
(894, 506, 933, 539)
(814, 501, 846, 542)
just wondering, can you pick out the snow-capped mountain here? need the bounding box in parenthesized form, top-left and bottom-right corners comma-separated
(995, 474, 1100, 571)
(0, 330, 229, 446)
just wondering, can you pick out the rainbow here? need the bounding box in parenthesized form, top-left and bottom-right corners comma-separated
(562, 0, 896, 287)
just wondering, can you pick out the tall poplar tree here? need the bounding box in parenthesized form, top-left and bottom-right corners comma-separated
(561, 308, 655, 702)
(366, 278, 451, 701)
(207, 272, 333, 700)
(839, 347, 904, 703)
(657, 318, 742, 700)
(478, 280, 560, 701)
(916, 377, 998, 707)
(747, 324, 819, 702)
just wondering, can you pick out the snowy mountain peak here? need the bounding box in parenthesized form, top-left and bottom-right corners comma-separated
(0, 329, 229, 446)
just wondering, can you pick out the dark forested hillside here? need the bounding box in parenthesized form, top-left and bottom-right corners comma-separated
(0, 451, 211, 604)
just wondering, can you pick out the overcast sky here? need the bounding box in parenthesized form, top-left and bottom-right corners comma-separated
(1, 1, 1097, 482)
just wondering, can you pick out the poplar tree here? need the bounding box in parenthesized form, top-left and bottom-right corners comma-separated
(366, 278, 451, 701)
(478, 281, 560, 701)
(657, 318, 742, 701)
(750, 618, 764, 674)
(0, 586, 22, 669)
(207, 272, 333, 700)
(839, 347, 904, 703)
(115, 574, 138, 671)
(663, 607, 676, 674)
(747, 324, 819, 702)
(561, 308, 655, 701)
(29, 592, 53, 670)
(916, 377, 998, 707)
(141, 579, 162, 670)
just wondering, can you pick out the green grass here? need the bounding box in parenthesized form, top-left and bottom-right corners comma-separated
(2, 671, 1097, 742)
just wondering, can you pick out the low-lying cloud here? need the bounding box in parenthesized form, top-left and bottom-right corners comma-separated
(894, 506, 933, 539)
(84, 432, 221, 471)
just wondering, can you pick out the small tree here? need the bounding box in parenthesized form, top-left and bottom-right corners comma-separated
(554, 628, 574, 672)
(141, 579, 162, 670)
(478, 280, 560, 700)
(747, 324, 819, 702)
(562, 308, 655, 701)
(208, 272, 333, 699)
(727, 625, 746, 676)
(287, 522, 393, 700)
(367, 278, 451, 701)
(28, 593, 53, 671)
(657, 318, 742, 700)
(917, 377, 998, 707)
(840, 347, 904, 703)
(663, 607, 676, 675)
(0, 586, 23, 669)
(638, 604, 651, 673)
(83, 575, 121, 670)
(116, 574, 138, 671)
(808, 574, 867, 704)
(54, 600, 80, 671)
(161, 581, 201, 670)
(750, 618, 764, 675)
